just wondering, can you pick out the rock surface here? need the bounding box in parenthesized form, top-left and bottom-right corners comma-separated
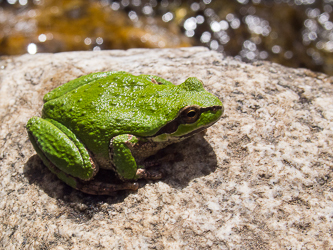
(0, 47, 332, 249)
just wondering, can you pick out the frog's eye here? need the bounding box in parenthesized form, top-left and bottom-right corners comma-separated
(180, 106, 201, 124)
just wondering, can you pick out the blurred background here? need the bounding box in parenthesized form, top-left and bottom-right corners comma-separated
(0, 0, 333, 75)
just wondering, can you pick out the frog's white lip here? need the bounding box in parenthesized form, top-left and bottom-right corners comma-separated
(178, 118, 220, 139)
(152, 105, 223, 137)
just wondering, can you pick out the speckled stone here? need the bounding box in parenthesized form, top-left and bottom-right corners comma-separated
(0, 47, 332, 249)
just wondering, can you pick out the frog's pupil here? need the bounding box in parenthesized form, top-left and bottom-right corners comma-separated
(187, 110, 196, 117)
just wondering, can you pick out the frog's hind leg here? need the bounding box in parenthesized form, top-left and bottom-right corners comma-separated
(26, 117, 98, 190)
(27, 117, 139, 195)
(44, 161, 139, 195)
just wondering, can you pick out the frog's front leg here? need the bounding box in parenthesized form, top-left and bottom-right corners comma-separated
(110, 134, 163, 181)
(27, 117, 138, 195)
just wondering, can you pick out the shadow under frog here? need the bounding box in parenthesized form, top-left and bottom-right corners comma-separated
(24, 133, 218, 204)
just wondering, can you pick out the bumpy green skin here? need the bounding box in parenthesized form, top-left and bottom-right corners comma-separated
(112, 134, 139, 180)
(26, 71, 223, 193)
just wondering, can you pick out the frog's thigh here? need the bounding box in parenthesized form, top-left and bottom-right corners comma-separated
(110, 134, 139, 180)
(26, 117, 97, 183)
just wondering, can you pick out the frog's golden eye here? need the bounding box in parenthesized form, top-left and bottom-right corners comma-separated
(181, 106, 201, 124)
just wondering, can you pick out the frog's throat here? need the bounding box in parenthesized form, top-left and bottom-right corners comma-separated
(153, 105, 223, 137)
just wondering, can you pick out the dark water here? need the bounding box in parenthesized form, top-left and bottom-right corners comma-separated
(0, 0, 332, 75)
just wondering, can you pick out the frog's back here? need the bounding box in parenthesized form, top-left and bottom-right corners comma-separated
(43, 71, 172, 102)
(42, 72, 178, 138)
(43, 71, 176, 116)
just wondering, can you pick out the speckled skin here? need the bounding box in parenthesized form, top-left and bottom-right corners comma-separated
(26, 71, 223, 194)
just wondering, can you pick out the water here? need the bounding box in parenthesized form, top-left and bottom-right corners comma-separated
(0, 0, 332, 75)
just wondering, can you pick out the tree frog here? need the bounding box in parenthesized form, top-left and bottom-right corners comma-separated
(26, 71, 223, 195)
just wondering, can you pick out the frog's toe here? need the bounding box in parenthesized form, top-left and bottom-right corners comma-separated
(76, 180, 139, 195)
(136, 168, 164, 180)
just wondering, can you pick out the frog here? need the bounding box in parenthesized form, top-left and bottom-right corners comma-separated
(26, 71, 223, 195)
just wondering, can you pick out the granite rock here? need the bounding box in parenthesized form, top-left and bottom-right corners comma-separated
(0, 47, 332, 249)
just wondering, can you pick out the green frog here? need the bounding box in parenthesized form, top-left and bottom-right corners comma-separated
(26, 71, 223, 195)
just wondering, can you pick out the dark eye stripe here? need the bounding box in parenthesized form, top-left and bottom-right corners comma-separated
(152, 105, 222, 136)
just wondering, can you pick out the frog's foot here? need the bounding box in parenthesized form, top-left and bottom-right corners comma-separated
(46, 158, 138, 195)
(136, 168, 163, 180)
(76, 180, 139, 195)
(27, 117, 98, 188)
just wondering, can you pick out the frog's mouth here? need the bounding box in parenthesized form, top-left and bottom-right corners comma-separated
(178, 120, 217, 139)
(152, 105, 223, 138)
